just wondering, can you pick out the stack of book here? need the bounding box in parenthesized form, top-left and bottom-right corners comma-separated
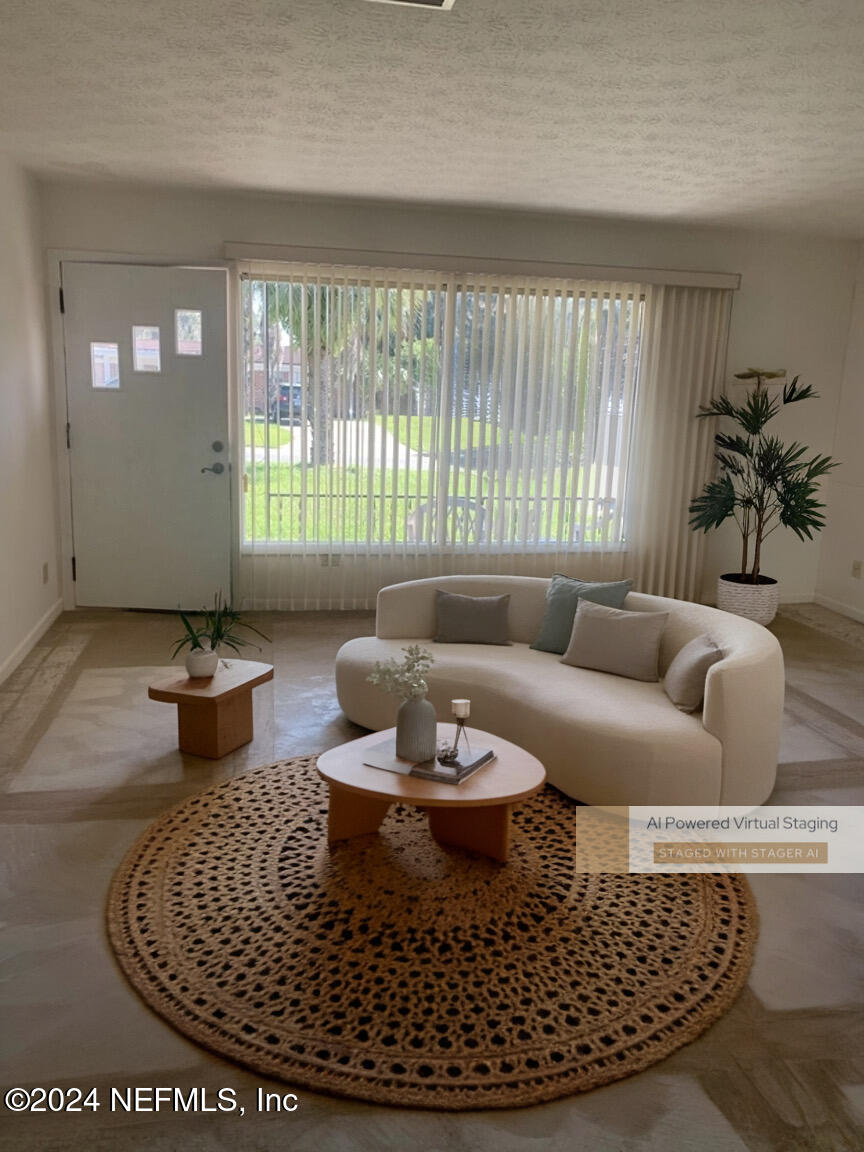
(362, 738, 495, 785)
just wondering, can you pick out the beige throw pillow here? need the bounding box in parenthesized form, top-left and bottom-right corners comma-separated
(561, 599, 669, 682)
(663, 633, 723, 712)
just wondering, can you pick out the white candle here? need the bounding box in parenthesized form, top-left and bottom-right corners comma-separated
(451, 699, 470, 718)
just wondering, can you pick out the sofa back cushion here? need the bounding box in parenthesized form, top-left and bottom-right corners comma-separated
(376, 576, 550, 643)
(376, 578, 754, 673)
(622, 592, 737, 676)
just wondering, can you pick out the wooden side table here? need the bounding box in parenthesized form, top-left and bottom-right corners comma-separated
(148, 660, 274, 759)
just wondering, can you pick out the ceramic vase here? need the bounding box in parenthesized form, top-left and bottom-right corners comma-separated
(395, 694, 437, 762)
(185, 646, 219, 678)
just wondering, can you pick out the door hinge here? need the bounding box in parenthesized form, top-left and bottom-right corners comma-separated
(59, 287, 65, 314)
(71, 556, 77, 582)
(66, 422, 71, 449)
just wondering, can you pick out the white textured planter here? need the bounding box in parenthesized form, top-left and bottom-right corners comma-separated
(185, 647, 219, 678)
(716, 574, 779, 626)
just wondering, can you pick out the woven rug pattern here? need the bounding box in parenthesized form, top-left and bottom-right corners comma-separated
(107, 757, 757, 1109)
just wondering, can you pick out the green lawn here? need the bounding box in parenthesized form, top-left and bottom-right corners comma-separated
(244, 418, 297, 448)
(243, 461, 615, 545)
(380, 416, 504, 454)
(244, 464, 428, 543)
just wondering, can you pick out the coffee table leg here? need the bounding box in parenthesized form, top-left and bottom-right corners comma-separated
(427, 803, 511, 862)
(327, 784, 391, 845)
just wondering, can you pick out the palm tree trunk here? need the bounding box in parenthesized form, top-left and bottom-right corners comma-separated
(310, 356, 334, 467)
(750, 519, 764, 583)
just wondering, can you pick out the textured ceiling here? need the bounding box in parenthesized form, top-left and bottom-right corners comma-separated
(1, 0, 863, 236)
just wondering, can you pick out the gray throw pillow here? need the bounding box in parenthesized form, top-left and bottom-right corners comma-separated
(561, 599, 669, 681)
(531, 573, 633, 654)
(434, 589, 511, 645)
(663, 633, 723, 712)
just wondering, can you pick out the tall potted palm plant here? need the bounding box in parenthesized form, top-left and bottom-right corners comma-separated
(689, 369, 838, 625)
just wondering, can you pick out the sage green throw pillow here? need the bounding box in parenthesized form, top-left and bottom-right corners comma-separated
(561, 599, 669, 682)
(531, 574, 633, 654)
(663, 633, 723, 712)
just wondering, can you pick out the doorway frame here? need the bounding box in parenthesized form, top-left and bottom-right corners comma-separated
(46, 249, 241, 610)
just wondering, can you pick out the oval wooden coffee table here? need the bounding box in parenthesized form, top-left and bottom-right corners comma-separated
(316, 725, 545, 863)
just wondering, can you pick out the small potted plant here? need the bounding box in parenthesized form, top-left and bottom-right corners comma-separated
(172, 591, 270, 678)
(689, 369, 838, 624)
(367, 645, 437, 761)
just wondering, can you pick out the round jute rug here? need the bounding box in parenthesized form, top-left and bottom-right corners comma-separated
(107, 757, 757, 1110)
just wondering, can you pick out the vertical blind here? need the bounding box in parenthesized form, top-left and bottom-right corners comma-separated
(237, 262, 732, 608)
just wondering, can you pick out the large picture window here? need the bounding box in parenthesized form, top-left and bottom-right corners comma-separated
(241, 266, 644, 554)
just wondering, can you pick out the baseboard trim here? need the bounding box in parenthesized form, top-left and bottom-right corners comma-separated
(814, 594, 864, 624)
(0, 599, 64, 687)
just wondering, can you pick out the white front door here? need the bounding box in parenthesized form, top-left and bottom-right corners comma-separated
(62, 262, 232, 609)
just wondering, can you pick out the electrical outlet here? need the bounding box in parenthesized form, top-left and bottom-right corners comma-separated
(42, 561, 49, 584)
(852, 560, 862, 579)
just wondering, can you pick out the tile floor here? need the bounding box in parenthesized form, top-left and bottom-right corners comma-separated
(0, 606, 862, 1151)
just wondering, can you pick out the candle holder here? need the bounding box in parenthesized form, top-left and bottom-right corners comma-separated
(437, 700, 471, 765)
(437, 719, 468, 765)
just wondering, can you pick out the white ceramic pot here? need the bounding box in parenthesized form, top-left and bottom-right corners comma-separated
(716, 574, 779, 626)
(185, 646, 219, 678)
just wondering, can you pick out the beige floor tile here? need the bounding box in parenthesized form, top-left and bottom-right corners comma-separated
(840, 1083, 864, 1128)
(747, 873, 864, 1012)
(9, 669, 276, 794)
(2, 918, 207, 1083)
(779, 715, 852, 763)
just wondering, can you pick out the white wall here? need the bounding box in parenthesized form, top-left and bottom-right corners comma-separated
(38, 178, 859, 606)
(0, 160, 61, 682)
(816, 244, 864, 621)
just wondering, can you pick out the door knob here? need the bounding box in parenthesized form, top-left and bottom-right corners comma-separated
(201, 462, 225, 474)
(211, 440, 225, 452)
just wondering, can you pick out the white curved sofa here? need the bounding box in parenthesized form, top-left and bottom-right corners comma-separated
(335, 575, 785, 807)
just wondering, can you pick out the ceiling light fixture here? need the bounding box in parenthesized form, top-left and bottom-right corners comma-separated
(362, 0, 456, 9)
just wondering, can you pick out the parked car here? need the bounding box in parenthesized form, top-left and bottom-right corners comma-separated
(270, 383, 308, 424)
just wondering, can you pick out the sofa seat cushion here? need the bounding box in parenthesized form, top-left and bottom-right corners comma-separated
(335, 637, 723, 805)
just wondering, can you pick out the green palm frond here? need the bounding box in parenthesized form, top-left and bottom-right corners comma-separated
(171, 591, 270, 658)
(697, 395, 740, 421)
(782, 375, 818, 405)
(714, 432, 753, 458)
(689, 473, 737, 532)
(737, 387, 780, 436)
